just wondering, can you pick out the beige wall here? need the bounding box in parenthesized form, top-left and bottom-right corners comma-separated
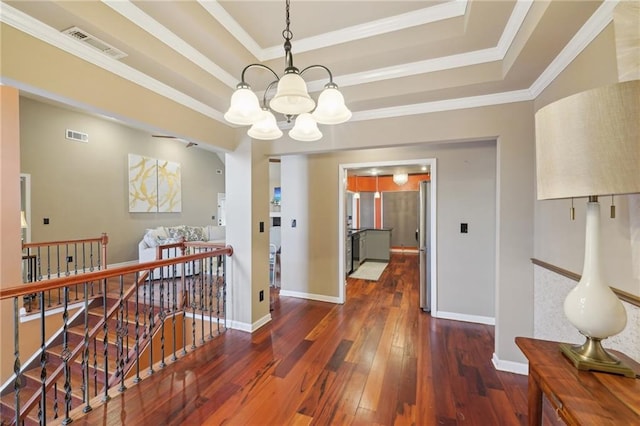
(1, 24, 237, 152)
(20, 97, 226, 264)
(281, 141, 497, 319)
(533, 23, 639, 296)
(267, 99, 535, 364)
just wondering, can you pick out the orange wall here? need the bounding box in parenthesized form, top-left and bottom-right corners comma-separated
(347, 174, 429, 193)
(349, 174, 429, 230)
(0, 86, 23, 382)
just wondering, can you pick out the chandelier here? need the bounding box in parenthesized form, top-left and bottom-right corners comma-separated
(223, 0, 351, 141)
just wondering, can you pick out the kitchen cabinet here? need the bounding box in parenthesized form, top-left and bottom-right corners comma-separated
(364, 229, 391, 261)
(349, 229, 391, 274)
(346, 236, 353, 274)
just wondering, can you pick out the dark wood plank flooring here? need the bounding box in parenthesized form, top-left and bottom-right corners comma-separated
(65, 253, 561, 425)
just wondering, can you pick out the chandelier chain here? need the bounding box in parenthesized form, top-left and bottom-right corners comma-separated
(282, 0, 293, 42)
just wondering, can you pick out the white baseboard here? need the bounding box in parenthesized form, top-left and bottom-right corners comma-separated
(279, 289, 341, 304)
(492, 352, 528, 375)
(434, 310, 495, 325)
(228, 313, 271, 333)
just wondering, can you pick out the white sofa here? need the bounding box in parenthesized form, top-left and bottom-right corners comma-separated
(138, 225, 225, 279)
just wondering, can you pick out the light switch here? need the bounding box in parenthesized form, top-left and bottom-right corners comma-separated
(461, 223, 468, 233)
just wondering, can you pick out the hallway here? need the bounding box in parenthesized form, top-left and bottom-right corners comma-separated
(69, 253, 556, 425)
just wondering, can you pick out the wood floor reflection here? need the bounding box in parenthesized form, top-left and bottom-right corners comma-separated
(69, 253, 559, 425)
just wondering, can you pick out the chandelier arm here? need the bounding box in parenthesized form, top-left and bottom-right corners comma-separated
(262, 80, 280, 108)
(239, 64, 280, 85)
(300, 64, 336, 87)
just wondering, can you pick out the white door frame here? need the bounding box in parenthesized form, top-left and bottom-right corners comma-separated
(337, 158, 437, 315)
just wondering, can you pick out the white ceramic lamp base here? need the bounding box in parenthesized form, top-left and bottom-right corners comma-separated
(561, 200, 634, 377)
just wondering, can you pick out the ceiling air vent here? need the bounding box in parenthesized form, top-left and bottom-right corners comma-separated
(61, 26, 127, 60)
(66, 129, 89, 143)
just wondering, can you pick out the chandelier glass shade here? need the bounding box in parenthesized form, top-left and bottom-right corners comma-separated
(224, 0, 350, 141)
(248, 109, 283, 140)
(289, 113, 322, 141)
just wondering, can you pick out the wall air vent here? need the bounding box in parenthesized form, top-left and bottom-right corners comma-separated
(66, 129, 89, 143)
(61, 26, 127, 60)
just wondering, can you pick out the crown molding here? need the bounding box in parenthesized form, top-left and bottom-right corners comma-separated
(350, 89, 533, 122)
(0, 1, 618, 128)
(0, 3, 224, 122)
(496, 0, 534, 56)
(102, 0, 237, 88)
(260, 0, 469, 61)
(197, 0, 262, 62)
(529, 0, 617, 97)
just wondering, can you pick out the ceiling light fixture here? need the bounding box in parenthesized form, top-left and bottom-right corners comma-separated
(224, 0, 351, 142)
(393, 173, 409, 186)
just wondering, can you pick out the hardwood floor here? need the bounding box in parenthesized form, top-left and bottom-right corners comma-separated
(67, 253, 560, 425)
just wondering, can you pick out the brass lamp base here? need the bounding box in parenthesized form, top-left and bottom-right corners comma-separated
(559, 338, 635, 378)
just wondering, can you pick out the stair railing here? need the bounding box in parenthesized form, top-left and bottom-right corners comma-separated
(0, 244, 233, 426)
(21, 233, 109, 312)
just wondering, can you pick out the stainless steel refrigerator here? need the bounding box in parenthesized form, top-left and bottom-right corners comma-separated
(419, 181, 431, 312)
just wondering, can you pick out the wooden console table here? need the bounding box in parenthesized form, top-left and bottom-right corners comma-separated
(516, 337, 639, 425)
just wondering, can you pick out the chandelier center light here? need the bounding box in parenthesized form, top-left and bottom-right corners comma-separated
(224, 0, 351, 142)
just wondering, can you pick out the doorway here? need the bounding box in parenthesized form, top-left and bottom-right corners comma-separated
(338, 159, 437, 312)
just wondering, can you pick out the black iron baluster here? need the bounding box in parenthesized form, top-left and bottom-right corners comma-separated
(222, 254, 227, 332)
(53, 382, 59, 419)
(159, 275, 166, 369)
(117, 275, 127, 392)
(91, 240, 96, 271)
(13, 297, 23, 426)
(171, 274, 178, 362)
(191, 267, 197, 350)
(102, 279, 110, 402)
(208, 258, 214, 340)
(61, 286, 73, 425)
(39, 290, 48, 424)
(199, 261, 205, 345)
(142, 276, 148, 339)
(82, 282, 92, 413)
(148, 272, 155, 376)
(93, 338, 98, 397)
(134, 272, 141, 383)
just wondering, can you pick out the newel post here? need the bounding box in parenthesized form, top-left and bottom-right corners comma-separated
(101, 233, 109, 269)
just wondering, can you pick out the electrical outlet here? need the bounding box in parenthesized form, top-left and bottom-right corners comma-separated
(259, 290, 264, 302)
(43, 218, 50, 225)
(66, 256, 73, 263)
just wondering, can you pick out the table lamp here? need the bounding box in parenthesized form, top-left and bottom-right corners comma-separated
(535, 79, 639, 377)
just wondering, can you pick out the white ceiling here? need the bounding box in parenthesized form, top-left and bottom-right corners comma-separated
(1, 0, 611, 148)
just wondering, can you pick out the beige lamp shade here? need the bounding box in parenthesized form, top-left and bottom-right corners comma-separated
(20, 211, 28, 229)
(535, 80, 640, 200)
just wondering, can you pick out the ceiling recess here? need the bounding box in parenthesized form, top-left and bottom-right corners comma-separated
(61, 26, 127, 60)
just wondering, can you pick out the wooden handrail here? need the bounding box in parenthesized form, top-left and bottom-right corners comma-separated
(1, 245, 233, 300)
(21, 233, 108, 250)
(531, 258, 640, 307)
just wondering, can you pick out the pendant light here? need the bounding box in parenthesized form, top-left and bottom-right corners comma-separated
(224, 0, 351, 141)
(374, 175, 380, 198)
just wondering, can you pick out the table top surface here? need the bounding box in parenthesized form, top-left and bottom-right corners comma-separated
(516, 337, 640, 425)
